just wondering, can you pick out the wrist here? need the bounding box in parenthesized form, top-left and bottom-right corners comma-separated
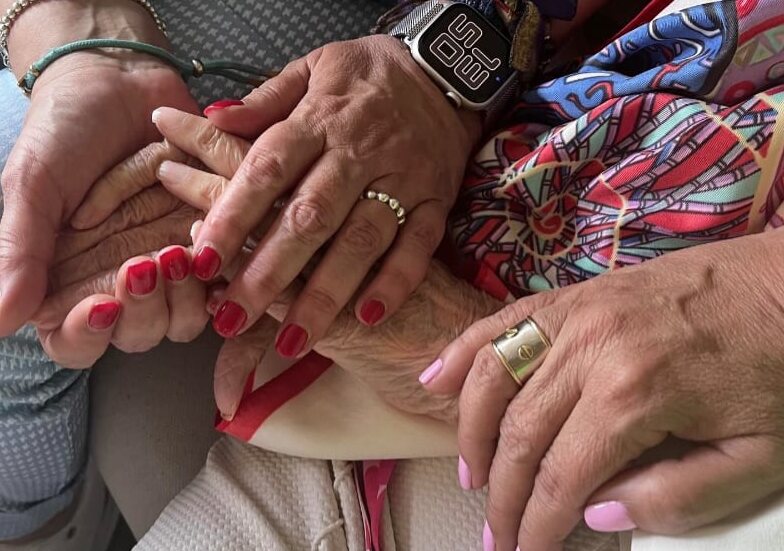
(7, 0, 169, 76)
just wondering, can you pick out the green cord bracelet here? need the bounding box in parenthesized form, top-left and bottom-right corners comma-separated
(18, 38, 277, 94)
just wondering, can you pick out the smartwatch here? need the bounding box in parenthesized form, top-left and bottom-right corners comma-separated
(390, 0, 518, 114)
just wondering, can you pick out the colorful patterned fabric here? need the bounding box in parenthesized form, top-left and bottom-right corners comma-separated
(450, 0, 784, 299)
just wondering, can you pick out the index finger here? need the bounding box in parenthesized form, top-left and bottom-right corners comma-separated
(172, 117, 324, 281)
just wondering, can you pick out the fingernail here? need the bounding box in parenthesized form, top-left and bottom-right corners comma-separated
(88, 302, 121, 330)
(151, 107, 162, 124)
(419, 358, 443, 385)
(458, 455, 473, 490)
(276, 323, 308, 358)
(359, 299, 386, 326)
(584, 501, 637, 532)
(126, 260, 158, 296)
(157, 160, 188, 181)
(190, 220, 204, 242)
(159, 248, 190, 282)
(193, 246, 221, 280)
(213, 300, 248, 338)
(483, 521, 494, 551)
(221, 411, 235, 422)
(203, 99, 244, 117)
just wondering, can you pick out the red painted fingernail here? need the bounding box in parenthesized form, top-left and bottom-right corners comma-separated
(359, 299, 386, 326)
(584, 501, 637, 532)
(193, 246, 221, 280)
(203, 99, 244, 117)
(159, 248, 190, 282)
(276, 324, 308, 358)
(126, 260, 158, 296)
(88, 301, 121, 330)
(212, 301, 248, 338)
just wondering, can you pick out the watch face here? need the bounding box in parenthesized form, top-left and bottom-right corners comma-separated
(418, 3, 514, 106)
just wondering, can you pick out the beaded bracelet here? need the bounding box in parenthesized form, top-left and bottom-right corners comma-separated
(1, 0, 167, 69)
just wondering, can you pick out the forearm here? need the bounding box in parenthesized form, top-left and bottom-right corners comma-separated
(5, 0, 169, 76)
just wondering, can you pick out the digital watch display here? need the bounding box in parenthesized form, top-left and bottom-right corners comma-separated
(392, 1, 516, 112)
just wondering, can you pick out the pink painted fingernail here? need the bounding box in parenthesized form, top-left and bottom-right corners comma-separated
(88, 302, 121, 330)
(483, 521, 494, 551)
(419, 358, 443, 385)
(458, 455, 472, 490)
(584, 501, 637, 532)
(203, 99, 244, 117)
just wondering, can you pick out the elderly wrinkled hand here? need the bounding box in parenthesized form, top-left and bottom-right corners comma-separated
(426, 231, 784, 550)
(211, 259, 500, 423)
(33, 142, 208, 369)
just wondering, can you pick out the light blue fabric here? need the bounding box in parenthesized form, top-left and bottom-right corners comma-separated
(0, 68, 87, 540)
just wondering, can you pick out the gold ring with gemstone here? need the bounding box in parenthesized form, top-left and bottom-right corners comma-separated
(491, 317, 552, 386)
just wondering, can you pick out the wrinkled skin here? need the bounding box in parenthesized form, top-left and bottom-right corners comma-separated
(37, 137, 502, 422)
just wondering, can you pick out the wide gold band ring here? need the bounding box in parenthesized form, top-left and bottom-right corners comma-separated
(491, 317, 552, 386)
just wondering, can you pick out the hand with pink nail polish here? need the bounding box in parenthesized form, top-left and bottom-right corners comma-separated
(424, 232, 784, 549)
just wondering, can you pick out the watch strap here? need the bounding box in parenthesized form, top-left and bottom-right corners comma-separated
(389, 0, 445, 41)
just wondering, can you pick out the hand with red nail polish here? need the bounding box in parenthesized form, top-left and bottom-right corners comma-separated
(209, 261, 500, 422)
(0, 11, 198, 337)
(151, 34, 481, 358)
(33, 154, 209, 369)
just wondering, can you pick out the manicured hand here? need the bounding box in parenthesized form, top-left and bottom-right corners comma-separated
(425, 233, 784, 550)
(33, 143, 208, 369)
(0, 52, 197, 336)
(153, 35, 481, 360)
(210, 259, 501, 423)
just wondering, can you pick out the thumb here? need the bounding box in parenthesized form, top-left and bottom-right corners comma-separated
(0, 163, 61, 336)
(422, 288, 561, 395)
(204, 56, 310, 139)
(584, 437, 781, 535)
(214, 315, 279, 421)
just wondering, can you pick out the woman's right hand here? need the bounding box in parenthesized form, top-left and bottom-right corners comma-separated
(0, 0, 198, 336)
(155, 35, 481, 358)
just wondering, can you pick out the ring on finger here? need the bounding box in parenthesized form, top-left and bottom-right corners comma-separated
(491, 317, 552, 386)
(361, 189, 407, 226)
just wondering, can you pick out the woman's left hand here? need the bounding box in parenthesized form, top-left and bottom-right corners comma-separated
(425, 232, 784, 550)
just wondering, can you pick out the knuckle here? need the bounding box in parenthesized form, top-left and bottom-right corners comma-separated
(339, 216, 386, 258)
(406, 218, 443, 256)
(194, 124, 223, 153)
(532, 453, 565, 508)
(242, 149, 287, 185)
(242, 260, 288, 296)
(378, 265, 417, 302)
(498, 416, 537, 466)
(644, 472, 693, 534)
(300, 286, 340, 316)
(471, 345, 507, 394)
(282, 196, 334, 246)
